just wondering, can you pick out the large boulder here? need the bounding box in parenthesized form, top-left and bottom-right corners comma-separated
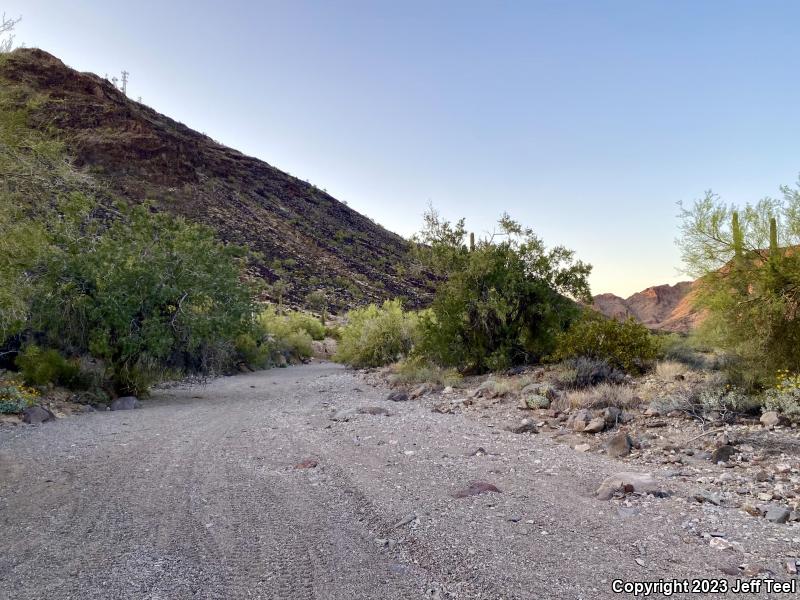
(110, 396, 140, 411)
(22, 405, 55, 425)
(596, 472, 666, 500)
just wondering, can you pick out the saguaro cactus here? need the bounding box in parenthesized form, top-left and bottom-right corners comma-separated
(769, 216, 779, 260)
(732, 211, 743, 259)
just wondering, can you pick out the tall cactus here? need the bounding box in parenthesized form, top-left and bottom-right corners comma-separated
(732, 211, 743, 258)
(769, 216, 779, 260)
(469, 232, 475, 252)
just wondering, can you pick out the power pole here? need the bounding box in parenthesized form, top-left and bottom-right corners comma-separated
(121, 70, 129, 95)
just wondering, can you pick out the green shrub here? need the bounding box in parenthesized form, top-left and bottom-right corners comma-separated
(412, 209, 590, 373)
(257, 306, 315, 361)
(551, 313, 658, 374)
(335, 300, 419, 368)
(21, 196, 256, 394)
(0, 377, 39, 414)
(15, 345, 80, 387)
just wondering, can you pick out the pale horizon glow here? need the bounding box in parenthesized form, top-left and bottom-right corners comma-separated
(6, 1, 800, 297)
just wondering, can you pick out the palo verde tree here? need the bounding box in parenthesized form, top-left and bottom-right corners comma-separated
(679, 185, 800, 385)
(413, 208, 592, 373)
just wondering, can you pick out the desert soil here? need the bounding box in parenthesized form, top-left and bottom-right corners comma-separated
(1, 363, 797, 599)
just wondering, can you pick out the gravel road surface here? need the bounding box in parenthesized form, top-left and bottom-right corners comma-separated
(1, 363, 797, 599)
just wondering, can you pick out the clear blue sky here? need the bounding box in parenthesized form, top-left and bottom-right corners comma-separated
(6, 1, 800, 296)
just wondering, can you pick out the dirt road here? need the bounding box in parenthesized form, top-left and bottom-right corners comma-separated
(1, 364, 797, 599)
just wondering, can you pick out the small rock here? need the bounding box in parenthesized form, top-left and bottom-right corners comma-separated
(709, 538, 734, 551)
(508, 420, 538, 435)
(583, 417, 606, 434)
(358, 406, 393, 416)
(91, 403, 109, 412)
(110, 396, 140, 411)
(596, 472, 666, 500)
(693, 490, 722, 506)
(452, 481, 502, 498)
(710, 445, 737, 464)
(765, 506, 791, 524)
(387, 390, 409, 402)
(785, 560, 798, 575)
(22, 405, 55, 425)
(606, 431, 632, 458)
(574, 443, 591, 452)
(571, 408, 593, 432)
(294, 458, 318, 469)
(602, 406, 622, 426)
(330, 408, 358, 422)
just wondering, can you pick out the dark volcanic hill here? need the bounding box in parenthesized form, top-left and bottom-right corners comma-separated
(592, 281, 704, 333)
(0, 48, 431, 310)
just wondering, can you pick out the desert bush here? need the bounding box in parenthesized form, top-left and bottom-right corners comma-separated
(551, 312, 658, 374)
(557, 357, 626, 389)
(698, 385, 760, 415)
(565, 383, 638, 410)
(0, 377, 39, 414)
(763, 370, 800, 416)
(335, 300, 419, 368)
(15, 345, 80, 387)
(413, 209, 590, 373)
(256, 307, 316, 361)
(390, 357, 462, 387)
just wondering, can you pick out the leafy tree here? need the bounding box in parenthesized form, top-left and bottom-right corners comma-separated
(413, 209, 591, 373)
(26, 195, 256, 394)
(678, 185, 800, 385)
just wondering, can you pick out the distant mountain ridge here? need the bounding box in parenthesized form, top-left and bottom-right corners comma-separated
(592, 281, 703, 333)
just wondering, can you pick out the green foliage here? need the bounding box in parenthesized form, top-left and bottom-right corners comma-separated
(15, 345, 80, 387)
(0, 377, 39, 414)
(551, 312, 658, 374)
(256, 306, 319, 361)
(2, 194, 257, 395)
(679, 185, 800, 385)
(335, 300, 420, 368)
(413, 209, 591, 373)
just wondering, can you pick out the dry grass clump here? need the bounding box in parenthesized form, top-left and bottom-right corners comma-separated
(389, 358, 462, 388)
(655, 360, 689, 379)
(564, 383, 641, 410)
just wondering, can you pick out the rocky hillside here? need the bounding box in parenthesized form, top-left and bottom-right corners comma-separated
(0, 48, 431, 310)
(593, 281, 704, 332)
